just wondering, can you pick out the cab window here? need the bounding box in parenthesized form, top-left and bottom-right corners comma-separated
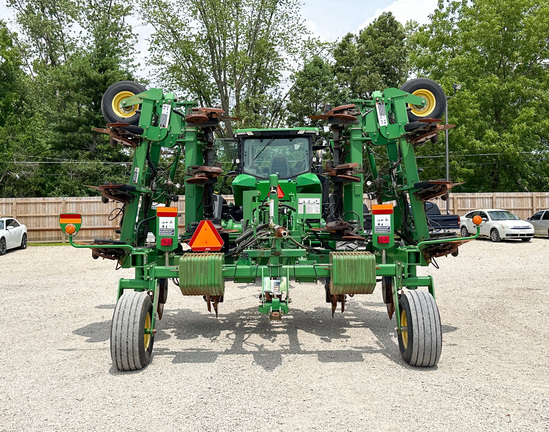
(242, 137, 310, 179)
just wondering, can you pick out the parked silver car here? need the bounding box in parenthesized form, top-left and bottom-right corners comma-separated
(527, 209, 549, 238)
(0, 217, 28, 255)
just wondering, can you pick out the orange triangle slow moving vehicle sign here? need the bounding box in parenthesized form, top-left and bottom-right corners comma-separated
(277, 185, 285, 199)
(189, 220, 224, 251)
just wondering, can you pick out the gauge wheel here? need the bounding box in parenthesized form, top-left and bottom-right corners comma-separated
(397, 290, 442, 367)
(0, 237, 6, 255)
(460, 226, 469, 238)
(101, 81, 146, 125)
(490, 228, 501, 242)
(111, 291, 154, 371)
(20, 234, 27, 249)
(400, 78, 447, 122)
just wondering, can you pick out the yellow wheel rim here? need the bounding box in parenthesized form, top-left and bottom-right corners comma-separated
(144, 312, 151, 350)
(401, 309, 408, 348)
(408, 89, 436, 117)
(111, 90, 138, 118)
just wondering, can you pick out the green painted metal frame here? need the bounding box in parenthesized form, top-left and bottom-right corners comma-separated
(63, 83, 482, 339)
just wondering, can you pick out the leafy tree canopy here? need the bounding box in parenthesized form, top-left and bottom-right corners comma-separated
(411, 0, 549, 192)
(333, 12, 408, 99)
(139, 0, 313, 136)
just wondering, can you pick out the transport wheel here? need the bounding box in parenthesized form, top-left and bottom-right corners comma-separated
(490, 228, 501, 242)
(400, 78, 446, 122)
(111, 291, 154, 371)
(101, 81, 146, 125)
(460, 226, 469, 238)
(20, 234, 27, 249)
(0, 237, 6, 255)
(397, 290, 442, 367)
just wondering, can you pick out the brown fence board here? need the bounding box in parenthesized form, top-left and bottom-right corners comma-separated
(1, 192, 548, 243)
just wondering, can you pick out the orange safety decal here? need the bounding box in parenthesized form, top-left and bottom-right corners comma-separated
(372, 204, 394, 214)
(156, 206, 178, 217)
(189, 220, 224, 252)
(59, 214, 82, 224)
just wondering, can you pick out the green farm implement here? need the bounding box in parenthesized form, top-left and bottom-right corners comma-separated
(60, 78, 480, 370)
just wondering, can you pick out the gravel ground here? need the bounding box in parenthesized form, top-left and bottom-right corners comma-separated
(1, 238, 548, 431)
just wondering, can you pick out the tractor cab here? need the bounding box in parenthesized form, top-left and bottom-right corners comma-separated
(229, 128, 323, 223)
(236, 128, 318, 180)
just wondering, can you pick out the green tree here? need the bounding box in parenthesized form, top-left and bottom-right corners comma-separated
(411, 0, 549, 192)
(0, 21, 47, 197)
(139, 0, 311, 136)
(286, 54, 346, 129)
(333, 12, 409, 99)
(4, 0, 140, 196)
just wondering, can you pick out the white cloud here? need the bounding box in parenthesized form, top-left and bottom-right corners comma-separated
(358, 0, 438, 31)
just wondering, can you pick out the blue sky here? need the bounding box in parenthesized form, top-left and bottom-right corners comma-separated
(1, 0, 438, 79)
(301, 0, 438, 40)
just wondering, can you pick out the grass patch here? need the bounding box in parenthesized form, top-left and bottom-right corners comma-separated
(29, 242, 71, 247)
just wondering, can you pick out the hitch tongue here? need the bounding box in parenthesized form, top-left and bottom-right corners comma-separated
(269, 310, 281, 320)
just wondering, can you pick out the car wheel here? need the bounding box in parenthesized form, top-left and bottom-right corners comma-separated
(460, 226, 469, 238)
(490, 228, 501, 242)
(0, 237, 6, 255)
(20, 234, 27, 249)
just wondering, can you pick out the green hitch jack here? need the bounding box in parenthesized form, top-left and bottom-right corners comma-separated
(259, 276, 289, 319)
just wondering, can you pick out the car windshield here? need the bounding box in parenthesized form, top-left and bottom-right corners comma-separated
(242, 136, 310, 179)
(488, 210, 520, 221)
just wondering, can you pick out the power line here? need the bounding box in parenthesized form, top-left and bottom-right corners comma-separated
(7, 161, 130, 165)
(416, 151, 547, 159)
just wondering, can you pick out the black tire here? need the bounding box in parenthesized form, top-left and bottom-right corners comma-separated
(0, 237, 6, 255)
(101, 81, 146, 125)
(490, 228, 501, 242)
(110, 291, 154, 371)
(400, 78, 446, 122)
(20, 233, 27, 249)
(397, 290, 442, 367)
(460, 226, 469, 238)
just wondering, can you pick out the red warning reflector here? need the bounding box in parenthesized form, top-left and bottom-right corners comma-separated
(372, 204, 393, 215)
(59, 213, 82, 224)
(277, 185, 285, 199)
(377, 235, 390, 244)
(157, 206, 178, 217)
(189, 220, 224, 251)
(160, 238, 173, 246)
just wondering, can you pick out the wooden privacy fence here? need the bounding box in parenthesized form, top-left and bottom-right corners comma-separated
(1, 192, 549, 243)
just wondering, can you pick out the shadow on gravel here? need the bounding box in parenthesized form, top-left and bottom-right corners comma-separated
(152, 300, 414, 371)
(70, 298, 457, 372)
(72, 320, 111, 343)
